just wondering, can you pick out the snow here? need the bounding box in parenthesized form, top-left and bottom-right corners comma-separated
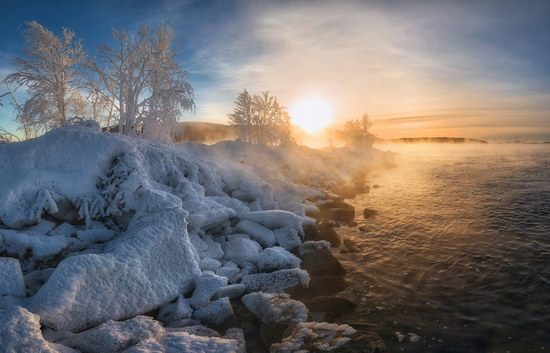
(239, 210, 304, 234)
(215, 260, 240, 280)
(48, 222, 77, 237)
(27, 207, 200, 331)
(157, 295, 193, 323)
(213, 284, 246, 300)
(235, 219, 276, 247)
(192, 297, 234, 326)
(0, 306, 78, 353)
(189, 272, 228, 309)
(55, 316, 164, 353)
(76, 229, 116, 244)
(241, 292, 308, 324)
(274, 226, 302, 250)
(241, 268, 310, 293)
(257, 246, 301, 273)
(0, 127, 389, 350)
(0, 258, 26, 297)
(222, 237, 262, 265)
(0, 229, 71, 260)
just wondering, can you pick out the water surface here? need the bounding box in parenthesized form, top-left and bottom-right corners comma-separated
(337, 144, 550, 353)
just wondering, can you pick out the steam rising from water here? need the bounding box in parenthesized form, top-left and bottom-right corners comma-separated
(339, 143, 550, 352)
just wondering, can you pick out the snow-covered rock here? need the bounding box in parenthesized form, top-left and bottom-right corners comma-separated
(216, 260, 240, 280)
(0, 258, 26, 297)
(192, 297, 234, 326)
(241, 292, 308, 324)
(239, 210, 303, 234)
(223, 238, 262, 265)
(76, 228, 116, 244)
(199, 258, 222, 272)
(158, 295, 193, 323)
(213, 284, 246, 300)
(274, 226, 302, 250)
(48, 223, 77, 237)
(27, 207, 201, 331)
(235, 220, 276, 247)
(121, 330, 241, 353)
(22, 220, 57, 234)
(56, 316, 164, 353)
(257, 246, 301, 273)
(242, 268, 310, 293)
(189, 273, 228, 309)
(271, 322, 357, 352)
(0, 230, 71, 260)
(0, 306, 78, 353)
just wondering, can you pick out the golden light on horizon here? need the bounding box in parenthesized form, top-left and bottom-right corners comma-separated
(290, 98, 334, 134)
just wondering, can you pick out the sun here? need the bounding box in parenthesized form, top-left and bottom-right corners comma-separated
(290, 98, 334, 134)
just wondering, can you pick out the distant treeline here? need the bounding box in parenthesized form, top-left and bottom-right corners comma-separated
(376, 137, 488, 144)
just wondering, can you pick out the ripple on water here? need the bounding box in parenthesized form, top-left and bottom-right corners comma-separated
(337, 144, 550, 353)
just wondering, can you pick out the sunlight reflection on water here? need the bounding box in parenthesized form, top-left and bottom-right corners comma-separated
(338, 143, 550, 353)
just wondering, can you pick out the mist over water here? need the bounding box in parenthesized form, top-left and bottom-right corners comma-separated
(338, 144, 550, 353)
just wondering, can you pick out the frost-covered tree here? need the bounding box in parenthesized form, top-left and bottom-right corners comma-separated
(228, 89, 254, 143)
(343, 112, 375, 147)
(90, 24, 194, 139)
(2, 21, 86, 133)
(228, 90, 293, 146)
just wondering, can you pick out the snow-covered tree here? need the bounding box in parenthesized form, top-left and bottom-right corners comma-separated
(2, 21, 86, 133)
(228, 90, 293, 146)
(90, 24, 194, 139)
(343, 112, 375, 147)
(228, 89, 255, 143)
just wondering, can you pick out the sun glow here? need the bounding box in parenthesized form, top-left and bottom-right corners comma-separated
(290, 98, 334, 134)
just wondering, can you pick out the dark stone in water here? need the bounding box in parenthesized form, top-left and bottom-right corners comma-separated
(300, 248, 346, 277)
(363, 208, 378, 219)
(372, 184, 381, 189)
(304, 222, 342, 247)
(294, 275, 347, 299)
(260, 322, 288, 347)
(343, 238, 361, 253)
(319, 201, 355, 224)
(304, 296, 357, 316)
(333, 331, 386, 353)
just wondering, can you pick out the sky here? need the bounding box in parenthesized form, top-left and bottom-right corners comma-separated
(0, 0, 549, 141)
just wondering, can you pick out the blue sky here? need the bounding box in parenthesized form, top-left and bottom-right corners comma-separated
(1, 0, 549, 141)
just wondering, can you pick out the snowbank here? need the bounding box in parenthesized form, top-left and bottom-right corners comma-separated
(0, 126, 389, 351)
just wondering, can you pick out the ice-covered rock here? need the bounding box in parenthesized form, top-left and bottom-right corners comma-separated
(274, 226, 302, 250)
(213, 284, 246, 300)
(189, 272, 228, 309)
(0, 306, 78, 353)
(76, 229, 116, 244)
(226, 233, 250, 241)
(271, 322, 357, 352)
(27, 207, 201, 331)
(199, 258, 222, 272)
(257, 246, 301, 273)
(242, 268, 310, 293)
(48, 223, 77, 237)
(239, 210, 303, 234)
(235, 220, 276, 247)
(216, 260, 240, 280)
(158, 295, 193, 323)
(22, 220, 57, 234)
(223, 238, 262, 265)
(56, 316, 164, 353)
(242, 292, 308, 324)
(201, 235, 224, 260)
(121, 330, 240, 353)
(192, 297, 234, 326)
(0, 258, 26, 297)
(0, 230, 71, 260)
(297, 240, 331, 256)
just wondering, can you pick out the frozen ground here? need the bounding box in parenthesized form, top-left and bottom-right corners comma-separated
(0, 126, 388, 352)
